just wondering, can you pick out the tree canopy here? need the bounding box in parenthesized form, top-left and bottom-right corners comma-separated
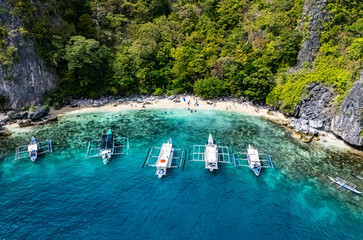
(5, 0, 362, 110)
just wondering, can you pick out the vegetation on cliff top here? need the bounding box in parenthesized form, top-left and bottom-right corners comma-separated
(267, 0, 363, 114)
(3, 0, 363, 111)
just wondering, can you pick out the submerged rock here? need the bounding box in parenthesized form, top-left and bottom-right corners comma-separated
(301, 135, 314, 143)
(18, 119, 32, 127)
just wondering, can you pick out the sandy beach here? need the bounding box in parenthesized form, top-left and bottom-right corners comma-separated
(1, 95, 355, 152)
(51, 96, 287, 122)
(48, 96, 357, 152)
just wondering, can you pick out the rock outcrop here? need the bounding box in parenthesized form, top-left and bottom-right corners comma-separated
(331, 71, 363, 146)
(295, 0, 329, 69)
(0, 0, 56, 109)
(289, 83, 334, 135)
(289, 70, 363, 147)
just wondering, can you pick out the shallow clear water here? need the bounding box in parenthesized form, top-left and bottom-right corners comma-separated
(0, 109, 362, 239)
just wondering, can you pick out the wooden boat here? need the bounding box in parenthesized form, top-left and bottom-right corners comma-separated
(189, 134, 232, 171)
(85, 129, 129, 164)
(328, 176, 361, 194)
(247, 145, 261, 176)
(28, 137, 38, 161)
(15, 137, 52, 162)
(100, 129, 114, 164)
(155, 139, 174, 178)
(204, 134, 218, 172)
(143, 138, 186, 178)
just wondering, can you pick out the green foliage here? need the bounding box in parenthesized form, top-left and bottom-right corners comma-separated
(7, 0, 362, 108)
(153, 88, 163, 95)
(268, 0, 363, 113)
(43, 87, 69, 108)
(29, 105, 35, 113)
(348, 38, 363, 61)
(193, 77, 227, 98)
(63, 36, 111, 95)
(0, 26, 18, 67)
(77, 14, 95, 38)
(267, 57, 353, 114)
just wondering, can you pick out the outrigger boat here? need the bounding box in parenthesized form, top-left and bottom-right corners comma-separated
(247, 145, 262, 176)
(15, 137, 52, 162)
(143, 138, 186, 178)
(205, 134, 218, 171)
(328, 176, 361, 195)
(189, 134, 232, 171)
(29, 137, 38, 161)
(234, 145, 274, 176)
(85, 129, 129, 164)
(100, 129, 114, 164)
(155, 139, 174, 178)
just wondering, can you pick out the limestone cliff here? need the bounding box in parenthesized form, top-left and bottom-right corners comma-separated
(0, 0, 56, 109)
(289, 70, 363, 147)
(295, 0, 329, 69)
(331, 71, 363, 146)
(290, 83, 334, 134)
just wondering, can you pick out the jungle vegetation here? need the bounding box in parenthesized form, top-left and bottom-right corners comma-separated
(3, 0, 362, 113)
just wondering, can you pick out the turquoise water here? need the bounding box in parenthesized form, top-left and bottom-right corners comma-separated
(0, 109, 362, 239)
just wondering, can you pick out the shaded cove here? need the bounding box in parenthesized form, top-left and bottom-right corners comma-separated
(0, 109, 362, 239)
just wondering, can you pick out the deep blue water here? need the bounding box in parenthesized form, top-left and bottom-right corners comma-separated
(0, 109, 362, 239)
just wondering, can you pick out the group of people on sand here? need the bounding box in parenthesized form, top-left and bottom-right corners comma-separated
(184, 97, 199, 113)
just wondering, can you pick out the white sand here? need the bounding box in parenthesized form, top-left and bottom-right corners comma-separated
(3, 96, 356, 153)
(51, 97, 288, 123)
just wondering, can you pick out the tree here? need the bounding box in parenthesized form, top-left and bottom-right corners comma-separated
(110, 46, 138, 95)
(77, 14, 96, 38)
(193, 77, 227, 98)
(64, 36, 111, 95)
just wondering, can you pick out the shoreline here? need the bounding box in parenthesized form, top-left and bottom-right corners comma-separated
(2, 95, 359, 154)
(51, 97, 287, 120)
(50, 96, 356, 152)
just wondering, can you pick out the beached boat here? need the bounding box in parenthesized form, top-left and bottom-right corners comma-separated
(205, 134, 218, 171)
(155, 139, 174, 178)
(328, 176, 361, 194)
(143, 138, 186, 178)
(189, 134, 232, 171)
(85, 129, 129, 164)
(247, 145, 262, 176)
(15, 137, 52, 162)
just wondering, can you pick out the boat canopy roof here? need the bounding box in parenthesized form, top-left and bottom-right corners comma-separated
(28, 144, 38, 152)
(205, 145, 218, 163)
(101, 133, 114, 150)
(156, 143, 173, 168)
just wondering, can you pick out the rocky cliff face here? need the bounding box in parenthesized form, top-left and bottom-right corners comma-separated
(290, 83, 334, 135)
(0, 0, 56, 109)
(295, 0, 329, 69)
(289, 70, 363, 147)
(331, 71, 363, 146)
